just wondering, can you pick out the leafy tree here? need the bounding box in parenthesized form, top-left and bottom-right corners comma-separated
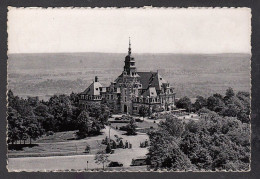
(176, 97, 192, 112)
(47, 94, 74, 131)
(76, 110, 102, 138)
(26, 118, 44, 144)
(148, 130, 193, 171)
(76, 110, 93, 138)
(193, 96, 207, 111)
(86, 103, 110, 127)
(27, 96, 40, 108)
(158, 117, 184, 138)
(69, 92, 80, 107)
(207, 96, 225, 113)
(225, 87, 235, 100)
(94, 150, 110, 170)
(126, 118, 137, 135)
(7, 107, 20, 144)
(34, 104, 55, 132)
(237, 111, 250, 123)
(213, 93, 223, 100)
(139, 105, 149, 119)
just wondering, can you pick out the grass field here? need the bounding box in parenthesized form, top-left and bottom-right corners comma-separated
(8, 130, 106, 157)
(8, 125, 150, 171)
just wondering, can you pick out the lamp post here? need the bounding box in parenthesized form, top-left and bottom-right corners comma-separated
(108, 122, 111, 141)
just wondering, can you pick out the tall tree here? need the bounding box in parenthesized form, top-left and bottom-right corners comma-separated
(76, 110, 92, 138)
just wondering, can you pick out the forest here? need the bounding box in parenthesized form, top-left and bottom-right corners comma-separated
(148, 88, 250, 171)
(7, 87, 251, 171)
(7, 90, 110, 144)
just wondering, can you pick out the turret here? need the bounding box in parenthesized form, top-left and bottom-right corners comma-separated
(123, 37, 137, 76)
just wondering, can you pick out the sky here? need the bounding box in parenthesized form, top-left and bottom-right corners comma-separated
(8, 7, 251, 54)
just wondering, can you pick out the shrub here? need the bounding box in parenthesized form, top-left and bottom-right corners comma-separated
(118, 140, 124, 148)
(119, 125, 128, 131)
(85, 144, 91, 153)
(106, 143, 112, 154)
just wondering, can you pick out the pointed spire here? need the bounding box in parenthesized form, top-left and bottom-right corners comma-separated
(128, 37, 131, 55)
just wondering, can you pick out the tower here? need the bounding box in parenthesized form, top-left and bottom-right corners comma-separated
(123, 37, 136, 76)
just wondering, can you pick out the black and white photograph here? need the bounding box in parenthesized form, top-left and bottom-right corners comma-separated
(7, 7, 251, 172)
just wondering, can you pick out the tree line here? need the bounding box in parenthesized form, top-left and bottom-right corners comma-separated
(176, 87, 250, 123)
(7, 90, 110, 144)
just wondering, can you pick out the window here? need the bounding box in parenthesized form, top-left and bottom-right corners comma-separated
(133, 107, 138, 111)
(96, 88, 98, 91)
(125, 97, 127, 102)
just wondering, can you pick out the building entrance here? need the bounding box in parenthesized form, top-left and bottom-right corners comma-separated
(124, 105, 128, 113)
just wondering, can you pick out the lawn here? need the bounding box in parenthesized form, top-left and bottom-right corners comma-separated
(8, 131, 106, 158)
(8, 126, 150, 171)
(110, 120, 158, 131)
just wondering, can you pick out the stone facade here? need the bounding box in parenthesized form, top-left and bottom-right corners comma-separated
(80, 39, 176, 115)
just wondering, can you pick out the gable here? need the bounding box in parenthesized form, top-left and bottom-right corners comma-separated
(137, 72, 160, 90)
(82, 81, 102, 95)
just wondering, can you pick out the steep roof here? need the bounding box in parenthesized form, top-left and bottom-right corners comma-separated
(142, 87, 157, 97)
(82, 81, 103, 95)
(137, 72, 158, 90)
(137, 72, 167, 91)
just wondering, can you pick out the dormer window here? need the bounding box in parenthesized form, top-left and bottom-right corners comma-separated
(96, 88, 98, 91)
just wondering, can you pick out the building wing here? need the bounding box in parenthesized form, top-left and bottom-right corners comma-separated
(81, 80, 103, 96)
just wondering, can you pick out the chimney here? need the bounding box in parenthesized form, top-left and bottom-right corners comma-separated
(95, 76, 98, 82)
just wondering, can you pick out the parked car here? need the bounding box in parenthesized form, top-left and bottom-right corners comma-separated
(131, 157, 147, 166)
(108, 161, 123, 167)
(115, 117, 121, 120)
(135, 118, 143, 122)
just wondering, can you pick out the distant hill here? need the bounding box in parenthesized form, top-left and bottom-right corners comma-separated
(8, 53, 251, 100)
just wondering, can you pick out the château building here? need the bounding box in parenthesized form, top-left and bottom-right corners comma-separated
(79, 39, 176, 115)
